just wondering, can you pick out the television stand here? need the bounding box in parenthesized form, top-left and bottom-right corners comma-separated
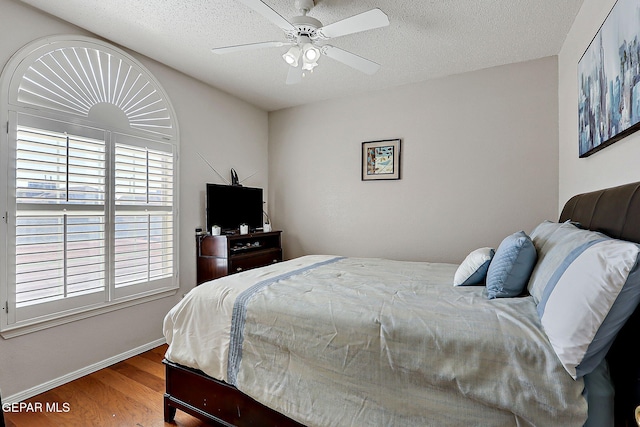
(195, 231, 282, 285)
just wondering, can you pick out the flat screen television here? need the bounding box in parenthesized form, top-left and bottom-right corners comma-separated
(206, 184, 264, 233)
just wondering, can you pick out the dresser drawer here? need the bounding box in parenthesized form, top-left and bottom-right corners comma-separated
(228, 248, 282, 274)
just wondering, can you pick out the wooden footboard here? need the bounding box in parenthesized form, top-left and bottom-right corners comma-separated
(163, 359, 305, 427)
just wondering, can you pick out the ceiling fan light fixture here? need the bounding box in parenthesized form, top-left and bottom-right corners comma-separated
(282, 45, 301, 67)
(211, 1, 390, 84)
(302, 43, 319, 61)
(302, 56, 318, 70)
(301, 42, 320, 72)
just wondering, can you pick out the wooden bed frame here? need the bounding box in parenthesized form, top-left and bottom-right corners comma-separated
(164, 181, 640, 427)
(163, 359, 303, 426)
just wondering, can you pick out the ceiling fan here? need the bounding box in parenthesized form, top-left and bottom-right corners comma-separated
(212, 0, 390, 84)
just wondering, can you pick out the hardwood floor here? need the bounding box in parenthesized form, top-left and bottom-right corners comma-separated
(3, 344, 211, 427)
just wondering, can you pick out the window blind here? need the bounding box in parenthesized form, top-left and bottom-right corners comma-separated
(15, 125, 106, 308)
(9, 118, 176, 324)
(1, 36, 179, 336)
(114, 142, 174, 289)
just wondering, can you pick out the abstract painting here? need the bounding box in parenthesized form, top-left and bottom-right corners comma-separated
(361, 139, 401, 181)
(578, 0, 640, 157)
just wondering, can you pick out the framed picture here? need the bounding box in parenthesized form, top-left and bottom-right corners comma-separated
(362, 139, 401, 181)
(578, 0, 640, 157)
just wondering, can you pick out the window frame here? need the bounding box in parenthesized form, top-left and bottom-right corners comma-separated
(0, 36, 179, 338)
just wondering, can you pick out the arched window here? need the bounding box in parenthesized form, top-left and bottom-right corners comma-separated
(0, 36, 179, 336)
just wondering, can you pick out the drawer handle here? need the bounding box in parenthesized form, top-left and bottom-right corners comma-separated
(272, 259, 278, 263)
(236, 267, 243, 272)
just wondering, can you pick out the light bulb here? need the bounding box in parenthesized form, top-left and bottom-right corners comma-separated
(304, 47, 318, 61)
(282, 46, 301, 67)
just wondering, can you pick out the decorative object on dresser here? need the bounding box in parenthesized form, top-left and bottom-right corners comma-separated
(578, 0, 640, 157)
(230, 168, 241, 186)
(196, 231, 282, 284)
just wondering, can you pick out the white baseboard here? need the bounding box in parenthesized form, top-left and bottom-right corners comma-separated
(3, 337, 167, 405)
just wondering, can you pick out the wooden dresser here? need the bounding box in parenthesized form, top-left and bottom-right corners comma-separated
(195, 231, 282, 285)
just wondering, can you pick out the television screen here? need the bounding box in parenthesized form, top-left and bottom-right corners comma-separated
(206, 184, 264, 233)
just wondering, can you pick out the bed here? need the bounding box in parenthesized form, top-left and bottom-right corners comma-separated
(163, 181, 640, 426)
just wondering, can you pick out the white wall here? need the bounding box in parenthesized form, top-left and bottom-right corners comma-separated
(0, 0, 268, 399)
(559, 0, 640, 205)
(269, 57, 559, 264)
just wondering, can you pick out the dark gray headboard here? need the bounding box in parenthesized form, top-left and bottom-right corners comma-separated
(559, 181, 640, 426)
(559, 181, 640, 243)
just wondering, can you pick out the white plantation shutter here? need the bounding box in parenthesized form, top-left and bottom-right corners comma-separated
(16, 214, 106, 305)
(15, 127, 105, 206)
(7, 116, 177, 326)
(13, 116, 107, 321)
(1, 36, 178, 334)
(113, 136, 174, 297)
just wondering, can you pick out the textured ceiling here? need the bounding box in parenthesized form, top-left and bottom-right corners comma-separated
(18, 0, 584, 111)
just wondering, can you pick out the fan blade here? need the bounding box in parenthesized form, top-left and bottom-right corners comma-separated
(212, 41, 292, 54)
(286, 66, 303, 85)
(236, 0, 296, 31)
(322, 45, 380, 75)
(317, 8, 389, 39)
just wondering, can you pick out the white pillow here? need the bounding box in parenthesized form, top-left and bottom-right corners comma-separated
(527, 222, 603, 303)
(538, 237, 640, 378)
(453, 247, 495, 286)
(529, 220, 564, 251)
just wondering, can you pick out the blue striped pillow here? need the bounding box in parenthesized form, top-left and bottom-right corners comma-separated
(527, 223, 604, 304)
(538, 237, 640, 378)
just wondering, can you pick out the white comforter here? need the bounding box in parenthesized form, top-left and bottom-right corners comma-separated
(164, 255, 587, 427)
